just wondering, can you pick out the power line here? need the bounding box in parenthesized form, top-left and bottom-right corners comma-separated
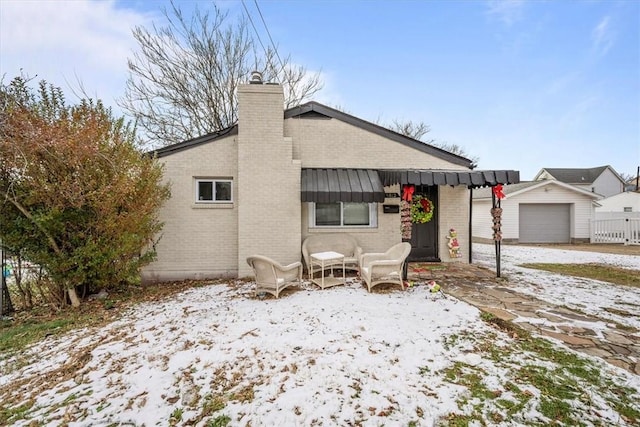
(240, 0, 272, 71)
(240, 0, 289, 85)
(252, 0, 289, 83)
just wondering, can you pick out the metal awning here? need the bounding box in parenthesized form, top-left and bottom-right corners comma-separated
(301, 169, 385, 203)
(378, 169, 520, 188)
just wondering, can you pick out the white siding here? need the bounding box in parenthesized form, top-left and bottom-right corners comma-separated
(592, 169, 624, 197)
(510, 184, 595, 240)
(473, 182, 597, 243)
(472, 199, 493, 240)
(499, 196, 521, 241)
(596, 192, 640, 213)
(471, 196, 521, 242)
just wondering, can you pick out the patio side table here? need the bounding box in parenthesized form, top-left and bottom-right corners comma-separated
(309, 251, 345, 289)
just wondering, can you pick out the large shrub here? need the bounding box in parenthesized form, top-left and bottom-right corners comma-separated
(0, 76, 170, 307)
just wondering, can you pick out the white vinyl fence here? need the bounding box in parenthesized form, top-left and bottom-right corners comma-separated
(595, 212, 640, 220)
(591, 218, 640, 245)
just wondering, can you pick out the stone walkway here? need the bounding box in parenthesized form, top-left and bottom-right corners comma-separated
(408, 262, 640, 375)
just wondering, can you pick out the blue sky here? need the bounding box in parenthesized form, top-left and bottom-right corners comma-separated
(1, 0, 638, 180)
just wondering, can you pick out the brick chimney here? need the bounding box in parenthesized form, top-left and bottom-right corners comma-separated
(236, 73, 301, 277)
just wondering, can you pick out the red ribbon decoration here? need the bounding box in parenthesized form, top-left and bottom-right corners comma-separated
(492, 184, 505, 200)
(402, 185, 415, 201)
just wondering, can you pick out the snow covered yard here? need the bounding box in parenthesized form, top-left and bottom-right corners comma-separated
(473, 243, 640, 332)
(1, 244, 639, 426)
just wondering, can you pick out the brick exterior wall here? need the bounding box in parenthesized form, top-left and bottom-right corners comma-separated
(237, 83, 301, 277)
(289, 117, 470, 260)
(141, 135, 239, 283)
(143, 84, 474, 283)
(286, 118, 464, 169)
(438, 185, 470, 261)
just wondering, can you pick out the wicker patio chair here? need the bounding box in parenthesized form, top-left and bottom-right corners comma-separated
(246, 255, 302, 298)
(359, 242, 411, 292)
(301, 233, 362, 274)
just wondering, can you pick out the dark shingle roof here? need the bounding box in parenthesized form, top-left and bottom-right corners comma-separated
(150, 126, 238, 158)
(540, 166, 609, 184)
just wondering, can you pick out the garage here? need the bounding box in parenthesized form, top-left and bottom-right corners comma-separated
(519, 203, 571, 243)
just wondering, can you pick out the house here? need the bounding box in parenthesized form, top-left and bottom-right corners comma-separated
(595, 191, 640, 219)
(472, 180, 600, 244)
(142, 74, 519, 283)
(533, 165, 625, 198)
(625, 174, 639, 192)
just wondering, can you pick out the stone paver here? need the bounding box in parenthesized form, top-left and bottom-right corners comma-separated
(408, 262, 640, 375)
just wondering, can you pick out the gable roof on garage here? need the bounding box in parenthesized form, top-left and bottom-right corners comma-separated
(472, 179, 602, 200)
(534, 165, 624, 185)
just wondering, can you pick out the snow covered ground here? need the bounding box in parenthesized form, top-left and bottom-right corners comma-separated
(473, 243, 640, 332)
(1, 244, 638, 426)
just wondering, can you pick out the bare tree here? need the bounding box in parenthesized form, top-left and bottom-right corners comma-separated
(388, 119, 479, 168)
(119, 1, 323, 146)
(619, 172, 636, 183)
(390, 119, 434, 143)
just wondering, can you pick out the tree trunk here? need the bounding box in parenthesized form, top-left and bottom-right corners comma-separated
(67, 287, 81, 307)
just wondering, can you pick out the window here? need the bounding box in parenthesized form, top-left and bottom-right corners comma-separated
(624, 207, 632, 212)
(311, 202, 377, 227)
(195, 179, 232, 203)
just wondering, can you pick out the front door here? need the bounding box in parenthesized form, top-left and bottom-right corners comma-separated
(406, 185, 439, 262)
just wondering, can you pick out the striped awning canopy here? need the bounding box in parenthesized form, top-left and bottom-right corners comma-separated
(301, 169, 385, 203)
(378, 169, 520, 188)
(301, 169, 520, 203)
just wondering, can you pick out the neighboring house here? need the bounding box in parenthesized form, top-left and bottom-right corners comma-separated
(625, 175, 639, 192)
(142, 75, 519, 282)
(595, 192, 640, 219)
(533, 165, 625, 198)
(472, 180, 600, 244)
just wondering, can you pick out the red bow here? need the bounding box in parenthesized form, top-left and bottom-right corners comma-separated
(402, 185, 415, 201)
(492, 184, 505, 200)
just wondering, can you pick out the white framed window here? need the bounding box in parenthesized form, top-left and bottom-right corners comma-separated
(310, 202, 377, 228)
(623, 207, 632, 212)
(195, 179, 232, 203)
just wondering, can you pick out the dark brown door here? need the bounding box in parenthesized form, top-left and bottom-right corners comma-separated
(407, 185, 439, 262)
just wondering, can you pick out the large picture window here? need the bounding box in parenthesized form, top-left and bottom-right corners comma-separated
(311, 202, 377, 228)
(195, 179, 232, 203)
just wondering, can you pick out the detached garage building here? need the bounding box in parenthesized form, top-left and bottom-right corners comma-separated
(472, 180, 601, 244)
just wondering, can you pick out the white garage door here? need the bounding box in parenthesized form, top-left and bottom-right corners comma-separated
(519, 204, 570, 243)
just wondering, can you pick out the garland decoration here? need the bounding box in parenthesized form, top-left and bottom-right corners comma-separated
(410, 195, 434, 223)
(400, 200, 412, 239)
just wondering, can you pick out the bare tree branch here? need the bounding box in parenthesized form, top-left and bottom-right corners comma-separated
(388, 118, 479, 168)
(119, 1, 323, 146)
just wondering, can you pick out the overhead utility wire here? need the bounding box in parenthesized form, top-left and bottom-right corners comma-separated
(240, 0, 289, 86)
(240, 0, 272, 72)
(252, 0, 290, 83)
